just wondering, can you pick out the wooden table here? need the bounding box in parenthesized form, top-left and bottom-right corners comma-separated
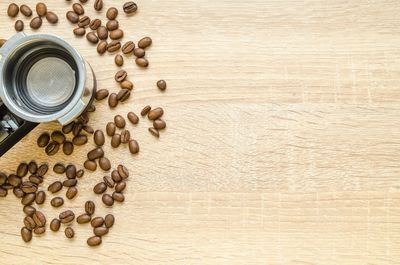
(1, 0, 400, 264)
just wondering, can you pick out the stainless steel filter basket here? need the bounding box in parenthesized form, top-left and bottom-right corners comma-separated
(0, 33, 96, 156)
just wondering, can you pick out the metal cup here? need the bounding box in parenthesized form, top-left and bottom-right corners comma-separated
(0, 33, 96, 156)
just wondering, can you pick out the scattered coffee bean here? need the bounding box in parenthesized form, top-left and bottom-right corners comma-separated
(91, 216, 104, 227)
(94, 226, 108, 236)
(63, 141, 74, 155)
(33, 211, 46, 227)
(85, 200, 96, 215)
(141, 105, 151, 116)
(50, 218, 61, 231)
(45, 141, 60, 156)
(138, 37, 152, 49)
(114, 115, 126, 128)
(30, 16, 42, 29)
(93, 130, 105, 146)
(153, 119, 166, 130)
(21, 181, 38, 193)
(129, 139, 139, 154)
(133, 49, 145, 60)
(37, 163, 48, 177)
(28, 161, 38, 174)
(123, 2, 138, 14)
(77, 169, 85, 178)
(48, 181, 63, 193)
(86, 104, 96, 113)
(93, 182, 107, 194)
(0, 187, 7, 197)
(29, 175, 42, 185)
(0, 172, 6, 185)
(72, 134, 88, 146)
(104, 214, 115, 228)
(17, 163, 28, 177)
(53, 163, 65, 174)
(84, 160, 97, 171)
(36, 3, 47, 16)
(149, 127, 160, 138)
(51, 131, 66, 144)
(99, 157, 111, 171)
(117, 89, 130, 102)
(111, 170, 122, 182)
(89, 18, 101, 30)
(96, 40, 107, 54)
(21, 227, 32, 242)
(65, 227, 75, 238)
(102, 194, 114, 206)
(148, 107, 164, 120)
(59, 210, 75, 224)
(112, 192, 125, 202)
(66, 187, 78, 199)
(94, 0, 103, 11)
(23, 205, 36, 216)
(108, 93, 118, 108)
(87, 32, 99, 44)
(120, 130, 130, 144)
(103, 175, 114, 188)
(110, 29, 124, 40)
(72, 122, 83, 136)
(78, 16, 90, 28)
(115, 54, 124, 66)
(117, 165, 129, 179)
(95, 89, 109, 100)
(35, 191, 46, 204)
(20, 4, 32, 17)
(106, 122, 116, 136)
(63, 179, 77, 187)
(106, 7, 118, 20)
(24, 216, 36, 230)
(51, 197, 64, 207)
(15, 20, 24, 32)
(8, 3, 19, 17)
(157, 80, 167, 91)
(66, 165, 77, 179)
(115, 181, 126, 193)
(79, 0, 88, 3)
(66, 11, 79, 24)
(135, 57, 149, 67)
(120, 80, 133, 90)
(111, 134, 122, 148)
(126, 112, 139, 125)
(8, 174, 22, 187)
(37, 132, 50, 147)
(87, 147, 104, 160)
(115, 70, 127, 83)
(45, 11, 58, 24)
(96, 26, 108, 40)
(33, 226, 46, 234)
(107, 40, 121, 52)
(72, 3, 84, 15)
(62, 122, 75, 134)
(106, 20, 119, 31)
(77, 213, 91, 224)
(79, 112, 90, 124)
(21, 193, 36, 205)
(83, 124, 94, 134)
(87, 236, 102, 246)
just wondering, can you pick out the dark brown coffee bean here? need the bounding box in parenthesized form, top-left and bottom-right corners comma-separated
(21, 182, 38, 193)
(23, 205, 36, 216)
(66, 187, 78, 199)
(66, 165, 77, 179)
(129, 139, 139, 154)
(20, 4, 32, 17)
(126, 112, 139, 125)
(111, 134, 122, 148)
(138, 37, 152, 49)
(148, 107, 164, 120)
(37, 132, 50, 147)
(36, 3, 47, 16)
(0, 172, 7, 185)
(117, 165, 129, 179)
(123, 2, 137, 14)
(78, 16, 91, 28)
(21, 227, 32, 242)
(95, 40, 107, 54)
(78, 114, 89, 125)
(29, 175, 43, 185)
(33, 226, 45, 234)
(48, 181, 62, 193)
(96, 26, 108, 40)
(133, 48, 145, 58)
(63, 141, 74, 155)
(17, 163, 28, 177)
(135, 57, 149, 67)
(33, 211, 46, 227)
(62, 122, 74, 134)
(84, 160, 97, 171)
(77, 214, 91, 224)
(15, 20, 24, 32)
(110, 29, 124, 40)
(2, 184, 13, 190)
(50, 218, 61, 231)
(149, 127, 160, 138)
(106, 122, 116, 136)
(24, 216, 36, 230)
(87, 236, 102, 246)
(115, 70, 127, 82)
(115, 54, 124, 66)
(115, 181, 126, 193)
(112, 192, 125, 202)
(72, 122, 83, 136)
(21, 193, 36, 205)
(83, 124, 94, 134)
(72, 134, 88, 146)
(94, 0, 103, 11)
(89, 19, 101, 30)
(106, 20, 119, 31)
(86, 104, 96, 112)
(91, 217, 104, 227)
(153, 119, 166, 130)
(114, 115, 126, 128)
(87, 32, 99, 44)
(7, 3, 19, 17)
(156, 80, 167, 91)
(28, 161, 37, 174)
(59, 210, 75, 224)
(104, 214, 115, 228)
(99, 157, 111, 171)
(87, 147, 104, 160)
(95, 89, 109, 100)
(85, 200, 95, 215)
(53, 163, 65, 174)
(63, 179, 77, 187)
(37, 163, 48, 177)
(0, 187, 7, 197)
(108, 93, 118, 108)
(103, 175, 114, 188)
(93, 182, 107, 194)
(64, 227, 74, 238)
(106, 7, 118, 20)
(8, 174, 22, 187)
(13, 187, 25, 198)
(0, 39, 6, 48)
(120, 80, 133, 90)
(93, 130, 105, 146)
(111, 170, 122, 182)
(120, 130, 130, 144)
(77, 169, 84, 177)
(141, 105, 151, 116)
(45, 141, 60, 156)
(117, 89, 130, 102)
(66, 11, 79, 24)
(46, 11, 58, 24)
(107, 40, 121, 52)
(72, 3, 84, 15)
(51, 130, 65, 144)
(35, 191, 46, 204)
(94, 226, 108, 236)
(102, 194, 114, 206)
(50, 197, 64, 207)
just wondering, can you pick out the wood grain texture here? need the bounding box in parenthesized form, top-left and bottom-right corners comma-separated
(1, 0, 400, 264)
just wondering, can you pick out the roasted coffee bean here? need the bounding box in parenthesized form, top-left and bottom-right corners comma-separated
(120, 80, 133, 90)
(28, 161, 38, 174)
(78, 16, 91, 28)
(148, 107, 164, 120)
(149, 127, 160, 138)
(97, 40, 107, 54)
(50, 218, 61, 231)
(83, 124, 94, 134)
(37, 163, 48, 177)
(93, 130, 105, 146)
(133, 48, 145, 58)
(95, 89, 109, 100)
(29, 175, 42, 185)
(24, 216, 36, 230)
(34, 226, 46, 234)
(0, 39, 6, 48)
(36, 3, 47, 16)
(21, 182, 38, 193)
(45, 141, 60, 156)
(13, 187, 25, 198)
(87, 236, 102, 246)
(2, 184, 13, 190)
(0, 187, 7, 197)
(108, 93, 118, 108)
(66, 11, 79, 24)
(37, 132, 50, 147)
(106, 20, 119, 31)
(138, 37, 152, 49)
(111, 134, 121, 148)
(65, 227, 74, 238)
(123, 2, 137, 14)
(63, 141, 74, 155)
(113, 115, 125, 128)
(153, 119, 166, 130)
(87, 32, 99, 44)
(23, 205, 36, 216)
(62, 122, 75, 134)
(72, 122, 83, 136)
(120, 130, 130, 144)
(115, 181, 126, 193)
(53, 163, 66, 174)
(106, 7, 118, 20)
(48, 181, 63, 193)
(0, 172, 7, 185)
(79, 112, 89, 124)
(7, 3, 19, 17)
(46, 11, 58, 24)
(117, 165, 129, 179)
(77, 214, 91, 224)
(63, 179, 77, 187)
(91, 217, 104, 227)
(51, 197, 64, 207)
(35, 191, 46, 205)
(86, 104, 96, 112)
(73, 3, 84, 15)
(85, 200, 96, 215)
(84, 160, 97, 171)
(66, 165, 77, 179)
(104, 214, 115, 228)
(112, 192, 125, 202)
(117, 89, 130, 102)
(103, 175, 114, 188)
(94, 226, 108, 236)
(72, 134, 88, 146)
(141, 105, 151, 116)
(126, 112, 139, 125)
(102, 194, 114, 207)
(20, 4, 32, 17)
(87, 147, 104, 160)
(66, 187, 78, 199)
(135, 57, 149, 67)
(21, 227, 32, 242)
(59, 210, 75, 224)
(77, 169, 84, 178)
(93, 182, 107, 194)
(156, 80, 167, 91)
(110, 29, 124, 40)
(8, 174, 22, 187)
(129, 139, 139, 154)
(33, 211, 46, 227)
(115, 70, 127, 82)
(79, 0, 88, 3)
(115, 54, 124, 66)
(17, 163, 28, 177)
(107, 40, 121, 52)
(99, 157, 111, 171)
(96, 26, 108, 40)
(51, 130, 66, 144)
(106, 122, 116, 136)
(94, 0, 103, 11)
(15, 20, 24, 32)
(111, 170, 122, 182)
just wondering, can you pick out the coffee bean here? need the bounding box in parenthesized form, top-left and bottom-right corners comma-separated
(107, 40, 121, 52)
(106, 7, 118, 20)
(125, 113, 139, 126)
(106, 122, 116, 136)
(77, 169, 84, 178)
(37, 132, 50, 147)
(80, 112, 90, 124)
(153, 119, 166, 130)
(90, 18, 101, 30)
(108, 93, 119, 108)
(29, 175, 42, 185)
(83, 124, 94, 134)
(51, 197, 64, 207)
(104, 214, 115, 228)
(24, 216, 36, 230)
(123, 2, 137, 14)
(36, 3, 47, 16)
(20, 4, 32, 17)
(62, 122, 75, 134)
(0, 39, 6, 48)
(129, 139, 139, 154)
(141, 105, 151, 116)
(115, 70, 127, 82)
(91, 217, 104, 227)
(15, 20, 24, 32)
(66, 165, 77, 179)
(117, 89, 130, 102)
(93, 182, 107, 194)
(111, 134, 122, 148)
(28, 161, 38, 174)
(34, 226, 46, 234)
(97, 40, 108, 54)
(21, 182, 38, 193)
(72, 134, 88, 146)
(148, 107, 164, 120)
(72, 122, 83, 136)
(111, 170, 122, 182)
(22, 193, 36, 205)
(102, 194, 114, 206)
(45, 141, 60, 156)
(99, 157, 111, 171)
(106, 20, 119, 31)
(87, 147, 104, 160)
(23, 205, 36, 216)
(77, 214, 91, 224)
(115, 181, 126, 193)
(33, 211, 46, 227)
(8, 3, 19, 17)
(96, 26, 108, 40)
(94, 226, 108, 236)
(63, 179, 77, 187)
(53, 163, 65, 174)
(135, 57, 149, 67)
(48, 181, 63, 193)
(84, 160, 97, 171)
(66, 187, 78, 199)
(138, 37, 152, 49)
(93, 130, 105, 146)
(0, 187, 7, 197)
(115, 54, 124, 66)
(114, 115, 126, 128)
(35, 191, 46, 204)
(17, 163, 28, 177)
(120, 80, 134, 90)
(94, 0, 103, 11)
(73, 3, 84, 15)
(78, 16, 90, 28)
(103, 175, 114, 188)
(37, 163, 48, 177)
(87, 236, 102, 246)
(85, 200, 96, 215)
(149, 127, 160, 138)
(21, 227, 32, 242)
(2, 184, 13, 190)
(0, 172, 7, 186)
(95, 89, 109, 100)
(13, 187, 25, 198)
(46, 11, 58, 24)
(50, 218, 61, 231)
(121, 130, 130, 144)
(79, 0, 88, 3)
(117, 165, 129, 179)
(51, 130, 65, 144)
(133, 48, 145, 58)
(59, 210, 75, 224)
(66, 11, 79, 24)
(8, 174, 22, 187)
(63, 141, 74, 155)
(112, 192, 125, 202)
(156, 80, 167, 91)
(110, 29, 124, 40)
(64, 227, 74, 238)
(87, 32, 99, 44)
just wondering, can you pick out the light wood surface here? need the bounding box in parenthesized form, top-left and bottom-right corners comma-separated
(1, 0, 400, 264)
